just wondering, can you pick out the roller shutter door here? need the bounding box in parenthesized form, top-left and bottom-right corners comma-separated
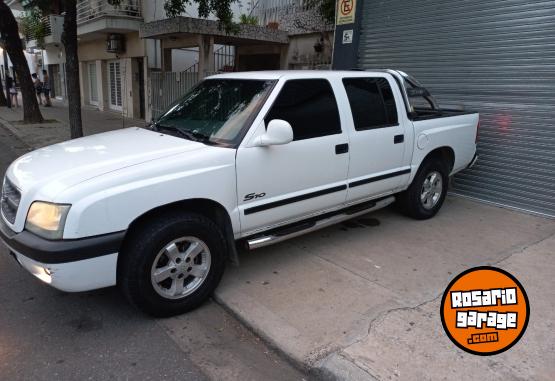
(357, 0, 555, 217)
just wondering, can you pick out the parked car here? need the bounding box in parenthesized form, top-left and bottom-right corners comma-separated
(0, 70, 479, 316)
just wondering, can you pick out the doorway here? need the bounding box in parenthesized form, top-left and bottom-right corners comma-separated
(108, 60, 122, 111)
(136, 58, 145, 119)
(88, 62, 98, 106)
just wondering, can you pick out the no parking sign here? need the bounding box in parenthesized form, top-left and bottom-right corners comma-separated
(337, 0, 357, 25)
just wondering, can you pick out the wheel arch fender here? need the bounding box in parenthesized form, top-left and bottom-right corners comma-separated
(415, 146, 455, 176)
(118, 198, 239, 277)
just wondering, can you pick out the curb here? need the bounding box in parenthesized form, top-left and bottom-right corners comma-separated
(211, 292, 315, 377)
(0, 115, 28, 145)
(0, 112, 70, 151)
(212, 290, 371, 381)
(0, 115, 33, 155)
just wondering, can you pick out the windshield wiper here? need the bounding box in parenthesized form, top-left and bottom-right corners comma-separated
(154, 124, 209, 143)
(183, 130, 210, 143)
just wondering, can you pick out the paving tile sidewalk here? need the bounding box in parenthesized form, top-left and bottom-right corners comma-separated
(0, 100, 146, 149)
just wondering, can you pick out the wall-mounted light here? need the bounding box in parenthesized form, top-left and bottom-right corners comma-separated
(106, 34, 125, 54)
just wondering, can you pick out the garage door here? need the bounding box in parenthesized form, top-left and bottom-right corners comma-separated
(357, 0, 555, 217)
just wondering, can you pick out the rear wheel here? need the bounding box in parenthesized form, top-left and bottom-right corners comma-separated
(119, 212, 227, 317)
(397, 158, 449, 220)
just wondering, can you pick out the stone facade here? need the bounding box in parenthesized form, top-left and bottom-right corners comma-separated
(255, 4, 334, 36)
(253, 2, 334, 68)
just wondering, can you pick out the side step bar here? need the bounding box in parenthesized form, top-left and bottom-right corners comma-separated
(246, 196, 396, 250)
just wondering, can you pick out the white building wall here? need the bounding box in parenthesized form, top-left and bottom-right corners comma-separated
(142, 0, 247, 70)
(171, 49, 198, 72)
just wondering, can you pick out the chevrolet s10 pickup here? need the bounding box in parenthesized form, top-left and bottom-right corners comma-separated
(0, 70, 479, 316)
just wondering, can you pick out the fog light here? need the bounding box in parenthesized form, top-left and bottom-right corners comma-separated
(32, 266, 52, 284)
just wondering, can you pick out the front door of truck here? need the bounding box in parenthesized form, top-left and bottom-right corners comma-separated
(236, 78, 350, 235)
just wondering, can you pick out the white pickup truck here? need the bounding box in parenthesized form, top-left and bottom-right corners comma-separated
(0, 70, 478, 316)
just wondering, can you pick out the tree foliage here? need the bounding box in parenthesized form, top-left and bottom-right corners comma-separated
(164, 0, 239, 32)
(307, 0, 335, 24)
(239, 13, 257, 25)
(19, 8, 49, 48)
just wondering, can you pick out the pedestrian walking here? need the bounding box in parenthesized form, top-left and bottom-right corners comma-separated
(42, 69, 51, 107)
(6, 75, 18, 108)
(32, 73, 43, 105)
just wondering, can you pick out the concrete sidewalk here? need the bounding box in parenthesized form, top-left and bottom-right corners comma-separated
(213, 198, 555, 380)
(0, 100, 145, 149)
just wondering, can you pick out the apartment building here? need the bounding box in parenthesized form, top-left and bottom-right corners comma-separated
(12, 0, 144, 115)
(12, 0, 332, 121)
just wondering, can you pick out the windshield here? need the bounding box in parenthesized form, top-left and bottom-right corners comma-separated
(155, 79, 276, 146)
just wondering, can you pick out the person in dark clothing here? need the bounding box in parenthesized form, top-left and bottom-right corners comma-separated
(6, 75, 18, 107)
(42, 69, 51, 106)
(32, 73, 43, 105)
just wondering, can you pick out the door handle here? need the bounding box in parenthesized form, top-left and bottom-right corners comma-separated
(335, 143, 349, 154)
(394, 134, 404, 144)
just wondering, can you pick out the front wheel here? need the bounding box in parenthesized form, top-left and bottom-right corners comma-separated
(119, 212, 227, 317)
(397, 159, 449, 220)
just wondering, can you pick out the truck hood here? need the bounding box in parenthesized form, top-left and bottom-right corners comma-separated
(6, 127, 205, 199)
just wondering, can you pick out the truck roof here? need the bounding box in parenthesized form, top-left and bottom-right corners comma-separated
(207, 70, 396, 80)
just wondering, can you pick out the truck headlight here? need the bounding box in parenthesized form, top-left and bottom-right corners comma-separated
(25, 202, 71, 240)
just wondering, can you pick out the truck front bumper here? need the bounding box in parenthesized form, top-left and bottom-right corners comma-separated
(0, 218, 124, 292)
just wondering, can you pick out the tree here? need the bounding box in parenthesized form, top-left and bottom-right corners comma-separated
(23, 0, 83, 138)
(24, 0, 243, 139)
(61, 0, 82, 138)
(0, 1, 44, 123)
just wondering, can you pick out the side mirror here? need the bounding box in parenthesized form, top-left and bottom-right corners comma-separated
(254, 119, 293, 146)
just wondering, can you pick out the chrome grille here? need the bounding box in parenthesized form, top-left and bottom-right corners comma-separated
(1, 178, 20, 224)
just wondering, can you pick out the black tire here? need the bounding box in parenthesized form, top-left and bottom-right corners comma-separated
(397, 158, 449, 220)
(119, 211, 227, 317)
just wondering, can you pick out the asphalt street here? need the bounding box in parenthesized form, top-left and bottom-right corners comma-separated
(0, 126, 305, 381)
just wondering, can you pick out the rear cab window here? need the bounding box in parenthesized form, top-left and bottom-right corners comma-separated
(265, 79, 341, 141)
(342, 77, 399, 130)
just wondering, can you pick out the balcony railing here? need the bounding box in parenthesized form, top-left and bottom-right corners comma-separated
(77, 0, 142, 25)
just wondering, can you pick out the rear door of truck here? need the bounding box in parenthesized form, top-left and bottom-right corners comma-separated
(339, 73, 413, 204)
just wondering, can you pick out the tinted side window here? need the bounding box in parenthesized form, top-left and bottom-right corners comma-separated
(342, 78, 398, 130)
(265, 79, 341, 140)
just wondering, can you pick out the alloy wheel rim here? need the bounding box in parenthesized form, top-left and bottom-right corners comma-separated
(150, 236, 211, 299)
(420, 171, 443, 210)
